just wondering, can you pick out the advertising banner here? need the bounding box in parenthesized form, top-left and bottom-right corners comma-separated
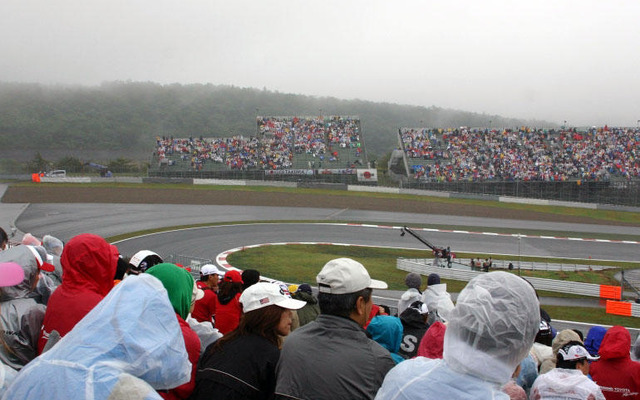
(357, 168, 378, 182)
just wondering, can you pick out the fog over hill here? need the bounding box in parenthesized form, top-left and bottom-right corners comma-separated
(0, 81, 553, 163)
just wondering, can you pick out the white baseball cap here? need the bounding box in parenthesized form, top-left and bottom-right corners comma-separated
(201, 264, 223, 277)
(316, 258, 387, 294)
(129, 250, 162, 272)
(240, 282, 306, 313)
(558, 343, 600, 362)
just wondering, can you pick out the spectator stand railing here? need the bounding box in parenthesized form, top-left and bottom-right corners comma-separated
(165, 254, 214, 279)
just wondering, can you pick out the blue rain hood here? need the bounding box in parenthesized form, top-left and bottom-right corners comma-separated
(3, 274, 191, 400)
(367, 315, 404, 363)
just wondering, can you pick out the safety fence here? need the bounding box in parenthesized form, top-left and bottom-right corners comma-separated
(454, 258, 615, 272)
(407, 179, 640, 207)
(25, 173, 640, 212)
(398, 258, 622, 300)
(165, 254, 213, 279)
(606, 301, 640, 318)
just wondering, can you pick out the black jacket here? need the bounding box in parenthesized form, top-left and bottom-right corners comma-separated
(192, 334, 280, 400)
(398, 307, 428, 359)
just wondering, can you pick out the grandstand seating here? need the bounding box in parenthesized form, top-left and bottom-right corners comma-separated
(149, 116, 367, 175)
(398, 126, 640, 182)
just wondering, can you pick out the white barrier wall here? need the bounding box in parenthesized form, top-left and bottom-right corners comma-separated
(398, 258, 607, 298)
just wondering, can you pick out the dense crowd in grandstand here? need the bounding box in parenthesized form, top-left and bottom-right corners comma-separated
(1, 227, 640, 399)
(400, 126, 640, 182)
(152, 117, 640, 185)
(153, 115, 365, 172)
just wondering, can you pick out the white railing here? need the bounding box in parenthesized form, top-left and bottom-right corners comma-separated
(398, 258, 609, 298)
(454, 258, 615, 272)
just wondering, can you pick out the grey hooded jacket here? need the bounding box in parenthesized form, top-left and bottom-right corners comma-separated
(0, 246, 47, 370)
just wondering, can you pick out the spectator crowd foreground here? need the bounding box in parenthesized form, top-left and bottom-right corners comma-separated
(1, 227, 639, 399)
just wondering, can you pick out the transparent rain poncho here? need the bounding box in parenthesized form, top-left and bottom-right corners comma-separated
(3, 274, 191, 400)
(42, 235, 64, 257)
(443, 271, 540, 384)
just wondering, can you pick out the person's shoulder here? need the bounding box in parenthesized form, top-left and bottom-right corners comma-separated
(376, 358, 441, 399)
(202, 289, 217, 300)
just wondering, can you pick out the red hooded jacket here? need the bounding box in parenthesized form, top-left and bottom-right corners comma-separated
(160, 314, 201, 400)
(37, 233, 118, 354)
(417, 321, 446, 359)
(590, 326, 640, 400)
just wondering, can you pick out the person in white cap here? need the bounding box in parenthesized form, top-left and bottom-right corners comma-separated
(197, 264, 223, 292)
(275, 258, 394, 400)
(376, 271, 540, 400)
(191, 282, 305, 400)
(192, 264, 222, 325)
(531, 341, 605, 400)
(126, 249, 163, 276)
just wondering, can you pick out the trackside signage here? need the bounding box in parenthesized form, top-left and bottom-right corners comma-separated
(357, 168, 378, 182)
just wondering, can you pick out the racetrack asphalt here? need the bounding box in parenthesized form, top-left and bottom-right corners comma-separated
(2, 183, 639, 335)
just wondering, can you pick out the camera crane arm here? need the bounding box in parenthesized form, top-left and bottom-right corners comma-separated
(400, 226, 439, 252)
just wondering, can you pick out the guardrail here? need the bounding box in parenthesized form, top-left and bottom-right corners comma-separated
(398, 258, 622, 300)
(165, 254, 213, 278)
(606, 301, 640, 317)
(455, 258, 615, 272)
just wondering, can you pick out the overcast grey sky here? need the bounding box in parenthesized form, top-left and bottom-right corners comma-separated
(1, 0, 639, 126)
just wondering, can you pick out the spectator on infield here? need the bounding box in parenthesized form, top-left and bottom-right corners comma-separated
(275, 258, 394, 399)
(376, 271, 540, 399)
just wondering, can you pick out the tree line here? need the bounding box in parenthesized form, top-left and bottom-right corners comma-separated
(0, 81, 550, 171)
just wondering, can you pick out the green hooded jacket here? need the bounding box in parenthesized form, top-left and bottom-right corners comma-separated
(146, 263, 194, 320)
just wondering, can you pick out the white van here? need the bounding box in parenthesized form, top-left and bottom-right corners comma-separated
(45, 170, 67, 178)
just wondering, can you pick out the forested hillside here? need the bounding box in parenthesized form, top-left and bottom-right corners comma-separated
(0, 81, 550, 161)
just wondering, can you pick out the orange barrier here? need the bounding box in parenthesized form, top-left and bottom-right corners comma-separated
(31, 173, 41, 183)
(606, 300, 632, 317)
(599, 285, 622, 300)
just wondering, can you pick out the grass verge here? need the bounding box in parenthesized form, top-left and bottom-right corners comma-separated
(12, 181, 640, 226)
(227, 243, 640, 328)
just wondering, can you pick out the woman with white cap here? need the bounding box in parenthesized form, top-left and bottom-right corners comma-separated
(191, 282, 305, 400)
